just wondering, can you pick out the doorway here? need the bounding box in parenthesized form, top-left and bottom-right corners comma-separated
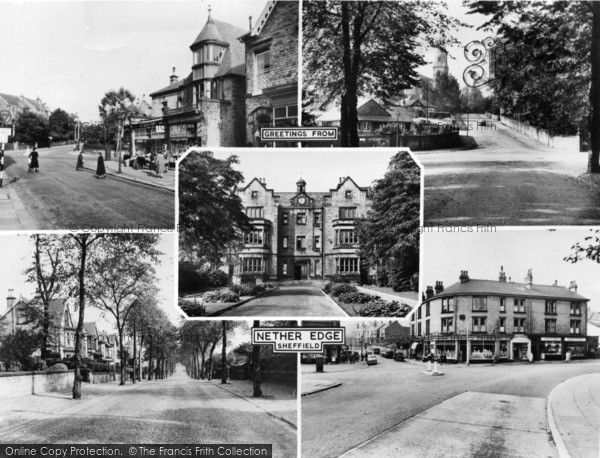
(294, 265, 302, 280)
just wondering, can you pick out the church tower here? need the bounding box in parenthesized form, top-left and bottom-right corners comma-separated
(433, 48, 449, 81)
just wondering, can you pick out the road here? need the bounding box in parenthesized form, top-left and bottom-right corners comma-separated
(0, 366, 296, 456)
(301, 356, 600, 457)
(416, 114, 600, 226)
(3, 146, 174, 229)
(220, 286, 346, 317)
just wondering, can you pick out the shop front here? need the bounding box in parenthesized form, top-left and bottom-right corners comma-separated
(539, 337, 562, 361)
(511, 335, 531, 361)
(564, 337, 588, 359)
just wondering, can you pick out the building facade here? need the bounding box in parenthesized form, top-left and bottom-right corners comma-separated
(0, 93, 50, 122)
(411, 268, 597, 362)
(233, 177, 372, 283)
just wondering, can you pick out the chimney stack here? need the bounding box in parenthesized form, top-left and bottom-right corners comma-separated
(170, 67, 178, 84)
(553, 280, 558, 286)
(459, 270, 469, 283)
(499, 266, 506, 282)
(525, 268, 533, 289)
(569, 281, 578, 294)
(6, 289, 16, 310)
(434, 281, 444, 295)
(426, 285, 434, 299)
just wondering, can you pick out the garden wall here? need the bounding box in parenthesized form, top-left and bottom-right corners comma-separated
(388, 132, 460, 150)
(500, 115, 580, 151)
(0, 370, 73, 398)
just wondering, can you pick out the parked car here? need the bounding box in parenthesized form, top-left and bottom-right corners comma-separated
(382, 350, 394, 359)
(373, 348, 381, 355)
(394, 352, 405, 362)
(366, 352, 378, 365)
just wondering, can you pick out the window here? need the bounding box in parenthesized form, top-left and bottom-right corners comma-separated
(17, 308, 34, 325)
(246, 207, 263, 218)
(425, 320, 430, 335)
(441, 297, 454, 313)
(339, 207, 357, 219)
(296, 213, 307, 225)
(282, 263, 287, 276)
(418, 305, 422, 319)
(315, 260, 322, 276)
(272, 105, 298, 127)
(251, 190, 258, 198)
(500, 298, 506, 313)
(345, 190, 353, 199)
(514, 318, 525, 333)
(545, 300, 557, 314)
(338, 258, 359, 274)
(244, 230, 263, 245)
(282, 237, 288, 248)
(254, 49, 271, 94)
(441, 317, 453, 333)
(472, 296, 487, 311)
(314, 212, 322, 226)
(417, 323, 422, 336)
(426, 302, 430, 317)
(545, 319, 557, 333)
(282, 213, 288, 225)
(338, 229, 357, 245)
(314, 235, 321, 250)
(570, 302, 582, 316)
(499, 317, 506, 333)
(570, 320, 581, 334)
(296, 236, 306, 249)
(514, 298, 526, 313)
(242, 258, 263, 273)
(472, 317, 487, 333)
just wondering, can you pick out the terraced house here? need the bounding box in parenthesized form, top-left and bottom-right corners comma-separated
(411, 268, 598, 363)
(233, 176, 372, 284)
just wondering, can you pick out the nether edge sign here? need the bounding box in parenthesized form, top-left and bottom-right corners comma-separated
(252, 327, 345, 353)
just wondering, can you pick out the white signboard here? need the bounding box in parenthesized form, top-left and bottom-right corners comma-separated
(0, 127, 11, 144)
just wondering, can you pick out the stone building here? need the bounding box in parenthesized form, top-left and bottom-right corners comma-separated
(233, 176, 372, 283)
(410, 268, 598, 362)
(242, 0, 299, 146)
(0, 93, 50, 122)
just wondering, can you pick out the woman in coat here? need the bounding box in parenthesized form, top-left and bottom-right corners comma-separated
(28, 148, 39, 173)
(76, 152, 84, 171)
(95, 153, 106, 179)
(155, 151, 165, 178)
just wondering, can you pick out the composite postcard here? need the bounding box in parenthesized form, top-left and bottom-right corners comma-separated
(1, 1, 599, 458)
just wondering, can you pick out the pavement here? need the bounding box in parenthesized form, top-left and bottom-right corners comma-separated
(218, 286, 347, 317)
(302, 357, 600, 457)
(1, 145, 174, 229)
(417, 113, 600, 226)
(0, 183, 38, 230)
(548, 373, 600, 458)
(0, 365, 296, 456)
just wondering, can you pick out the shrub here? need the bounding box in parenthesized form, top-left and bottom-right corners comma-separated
(24, 356, 47, 372)
(178, 299, 207, 316)
(203, 289, 239, 303)
(329, 283, 357, 297)
(338, 291, 378, 304)
(207, 269, 229, 287)
(48, 363, 69, 372)
(356, 300, 412, 317)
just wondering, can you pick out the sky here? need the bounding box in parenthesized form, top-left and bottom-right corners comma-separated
(0, 0, 267, 122)
(209, 149, 415, 192)
(422, 229, 600, 313)
(0, 233, 179, 331)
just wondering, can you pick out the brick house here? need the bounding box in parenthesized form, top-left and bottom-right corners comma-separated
(410, 268, 598, 362)
(233, 176, 372, 283)
(242, 0, 299, 146)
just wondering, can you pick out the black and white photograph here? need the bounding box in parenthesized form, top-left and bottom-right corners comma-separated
(303, 1, 600, 226)
(0, 233, 296, 453)
(302, 229, 600, 458)
(178, 149, 420, 318)
(0, 0, 298, 230)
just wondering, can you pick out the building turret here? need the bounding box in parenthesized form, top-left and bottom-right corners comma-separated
(433, 48, 449, 81)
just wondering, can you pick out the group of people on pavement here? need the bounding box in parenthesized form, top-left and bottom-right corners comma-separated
(73, 149, 170, 180)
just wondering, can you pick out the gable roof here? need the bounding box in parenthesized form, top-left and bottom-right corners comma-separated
(214, 46, 246, 78)
(149, 75, 189, 98)
(83, 322, 98, 336)
(426, 279, 588, 303)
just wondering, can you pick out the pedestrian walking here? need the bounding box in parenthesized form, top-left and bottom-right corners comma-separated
(565, 349, 572, 363)
(164, 150, 171, 174)
(156, 151, 165, 178)
(95, 153, 107, 179)
(28, 148, 39, 173)
(76, 151, 85, 171)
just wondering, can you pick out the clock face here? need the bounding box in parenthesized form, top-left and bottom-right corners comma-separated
(298, 196, 306, 205)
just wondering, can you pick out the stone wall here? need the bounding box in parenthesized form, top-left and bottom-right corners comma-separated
(500, 115, 580, 151)
(220, 77, 247, 147)
(0, 370, 73, 398)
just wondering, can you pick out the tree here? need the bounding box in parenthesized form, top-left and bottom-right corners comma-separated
(303, 1, 461, 146)
(565, 229, 600, 265)
(98, 87, 135, 146)
(0, 329, 42, 370)
(430, 73, 461, 114)
(48, 108, 75, 142)
(86, 235, 162, 385)
(467, 1, 599, 172)
(179, 151, 250, 268)
(221, 321, 228, 384)
(252, 320, 262, 397)
(180, 321, 222, 380)
(14, 110, 49, 145)
(24, 235, 69, 359)
(356, 152, 420, 291)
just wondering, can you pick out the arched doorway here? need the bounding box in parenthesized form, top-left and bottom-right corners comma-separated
(293, 262, 308, 280)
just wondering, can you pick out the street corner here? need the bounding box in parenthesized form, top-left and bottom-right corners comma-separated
(301, 380, 342, 397)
